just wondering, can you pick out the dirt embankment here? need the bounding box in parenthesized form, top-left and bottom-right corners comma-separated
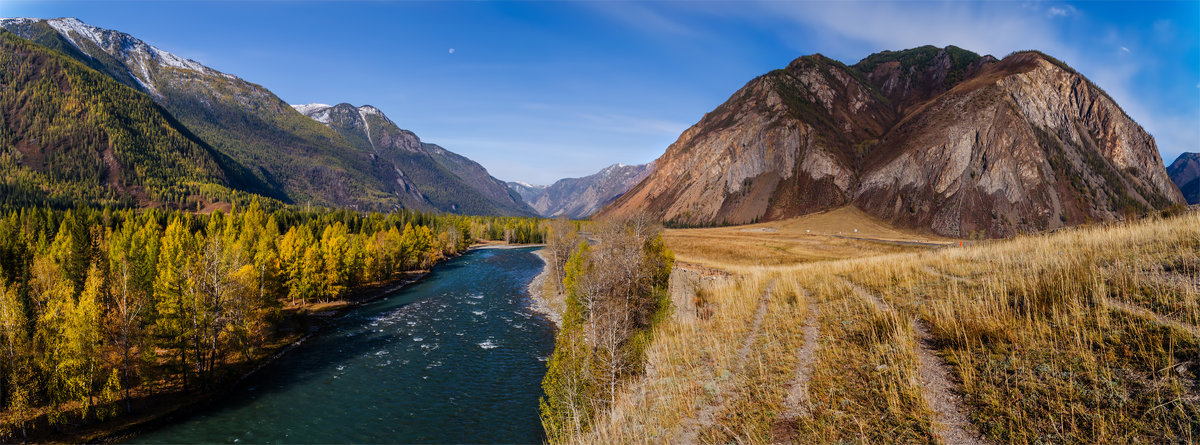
(668, 262, 733, 322)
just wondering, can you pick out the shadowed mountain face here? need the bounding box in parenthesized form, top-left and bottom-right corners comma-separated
(1, 17, 534, 216)
(508, 163, 653, 219)
(599, 45, 1184, 237)
(1168, 153, 1200, 205)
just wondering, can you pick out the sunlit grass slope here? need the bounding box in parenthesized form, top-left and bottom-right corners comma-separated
(663, 206, 954, 271)
(577, 210, 1199, 444)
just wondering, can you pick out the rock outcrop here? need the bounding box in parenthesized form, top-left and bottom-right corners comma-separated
(599, 46, 1184, 236)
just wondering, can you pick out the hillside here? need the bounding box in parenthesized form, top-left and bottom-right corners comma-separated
(572, 210, 1200, 443)
(0, 30, 258, 208)
(510, 163, 653, 218)
(1168, 152, 1200, 204)
(598, 46, 1185, 237)
(292, 103, 535, 216)
(0, 18, 533, 216)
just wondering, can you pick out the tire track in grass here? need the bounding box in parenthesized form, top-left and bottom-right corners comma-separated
(673, 279, 775, 444)
(839, 277, 986, 445)
(770, 285, 820, 443)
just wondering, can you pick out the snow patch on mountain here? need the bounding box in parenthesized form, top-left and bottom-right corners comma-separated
(12, 17, 214, 95)
(291, 103, 332, 115)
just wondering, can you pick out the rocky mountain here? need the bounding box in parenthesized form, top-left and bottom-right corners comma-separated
(509, 163, 653, 218)
(507, 181, 547, 203)
(599, 45, 1184, 237)
(0, 29, 260, 209)
(1167, 153, 1200, 205)
(0, 17, 535, 216)
(291, 103, 535, 216)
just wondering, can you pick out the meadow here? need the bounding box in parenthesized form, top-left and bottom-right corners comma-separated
(567, 207, 1198, 444)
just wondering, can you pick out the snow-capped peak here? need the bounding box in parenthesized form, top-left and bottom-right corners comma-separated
(291, 103, 332, 115)
(291, 103, 334, 124)
(513, 181, 543, 189)
(6, 17, 218, 95)
(0, 18, 40, 26)
(46, 18, 207, 72)
(358, 105, 383, 116)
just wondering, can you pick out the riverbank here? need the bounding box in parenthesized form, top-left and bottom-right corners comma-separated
(128, 245, 556, 443)
(527, 249, 564, 328)
(19, 271, 433, 444)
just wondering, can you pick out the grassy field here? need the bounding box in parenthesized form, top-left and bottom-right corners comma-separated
(574, 208, 1199, 444)
(663, 206, 954, 271)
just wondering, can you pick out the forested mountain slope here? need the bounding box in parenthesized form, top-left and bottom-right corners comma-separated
(292, 103, 535, 216)
(1, 18, 534, 216)
(0, 30, 263, 209)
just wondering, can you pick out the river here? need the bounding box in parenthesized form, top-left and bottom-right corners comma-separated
(131, 246, 556, 444)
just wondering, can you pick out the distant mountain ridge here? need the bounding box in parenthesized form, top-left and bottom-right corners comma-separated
(599, 45, 1184, 236)
(0, 17, 534, 216)
(1168, 153, 1200, 205)
(508, 163, 653, 218)
(291, 103, 534, 216)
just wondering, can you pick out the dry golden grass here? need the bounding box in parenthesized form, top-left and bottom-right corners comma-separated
(568, 210, 1200, 444)
(664, 206, 951, 271)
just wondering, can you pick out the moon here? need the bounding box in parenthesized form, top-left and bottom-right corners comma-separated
(449, 48, 455, 54)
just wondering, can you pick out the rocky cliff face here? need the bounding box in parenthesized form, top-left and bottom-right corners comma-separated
(599, 46, 1184, 237)
(1168, 153, 1200, 204)
(857, 53, 1183, 236)
(293, 103, 536, 216)
(511, 163, 653, 218)
(601, 55, 894, 226)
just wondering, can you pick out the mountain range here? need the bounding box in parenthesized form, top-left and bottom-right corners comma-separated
(0, 17, 534, 216)
(597, 45, 1185, 237)
(506, 163, 653, 219)
(0, 18, 1186, 235)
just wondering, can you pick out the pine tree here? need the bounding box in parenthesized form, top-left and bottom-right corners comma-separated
(153, 217, 197, 390)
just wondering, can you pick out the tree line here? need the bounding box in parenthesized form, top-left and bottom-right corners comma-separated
(539, 216, 674, 442)
(0, 202, 544, 439)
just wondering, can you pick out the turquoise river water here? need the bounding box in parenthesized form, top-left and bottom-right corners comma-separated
(131, 246, 555, 444)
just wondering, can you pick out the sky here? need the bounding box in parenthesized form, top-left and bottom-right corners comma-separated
(6, 0, 1199, 185)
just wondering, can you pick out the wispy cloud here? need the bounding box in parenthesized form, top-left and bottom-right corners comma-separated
(752, 1, 1070, 61)
(1047, 6, 1076, 17)
(587, 1, 698, 37)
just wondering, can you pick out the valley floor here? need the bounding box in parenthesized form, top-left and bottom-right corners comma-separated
(579, 208, 1199, 443)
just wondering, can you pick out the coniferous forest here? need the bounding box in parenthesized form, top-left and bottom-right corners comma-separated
(0, 202, 544, 438)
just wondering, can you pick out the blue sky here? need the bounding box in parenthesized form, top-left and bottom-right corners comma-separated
(7, 1, 1199, 185)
